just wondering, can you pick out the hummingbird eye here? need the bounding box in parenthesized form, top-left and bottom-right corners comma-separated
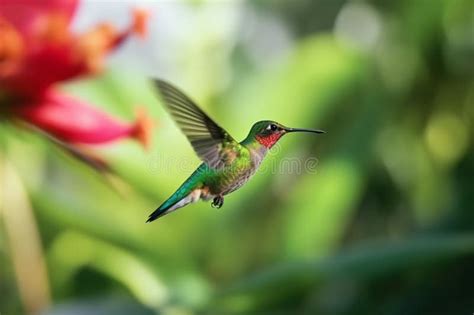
(267, 124, 278, 132)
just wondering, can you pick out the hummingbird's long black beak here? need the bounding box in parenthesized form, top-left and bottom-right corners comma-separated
(285, 127, 326, 134)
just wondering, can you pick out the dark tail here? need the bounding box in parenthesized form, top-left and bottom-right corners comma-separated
(147, 166, 202, 222)
(146, 204, 173, 223)
(146, 188, 191, 222)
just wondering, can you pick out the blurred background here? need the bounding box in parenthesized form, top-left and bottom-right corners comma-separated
(1, 0, 474, 314)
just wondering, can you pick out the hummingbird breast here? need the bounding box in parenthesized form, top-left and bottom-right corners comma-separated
(206, 145, 267, 196)
(220, 167, 258, 195)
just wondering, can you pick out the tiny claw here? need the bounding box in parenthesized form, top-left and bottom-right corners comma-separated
(212, 196, 224, 209)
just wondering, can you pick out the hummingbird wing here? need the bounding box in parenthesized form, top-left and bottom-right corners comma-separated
(154, 80, 239, 169)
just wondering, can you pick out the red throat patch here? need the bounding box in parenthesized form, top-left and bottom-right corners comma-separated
(256, 133, 282, 148)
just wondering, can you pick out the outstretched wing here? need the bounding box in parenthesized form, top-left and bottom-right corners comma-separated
(154, 79, 239, 169)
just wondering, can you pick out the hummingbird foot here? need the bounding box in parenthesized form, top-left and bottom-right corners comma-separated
(212, 196, 224, 209)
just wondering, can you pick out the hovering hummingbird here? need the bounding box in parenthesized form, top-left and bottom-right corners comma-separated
(147, 80, 325, 222)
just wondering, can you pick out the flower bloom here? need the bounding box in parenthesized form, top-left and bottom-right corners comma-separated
(0, 0, 152, 148)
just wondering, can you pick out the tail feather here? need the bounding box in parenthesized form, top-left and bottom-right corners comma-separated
(146, 203, 175, 222)
(148, 167, 203, 222)
(147, 189, 200, 222)
(147, 196, 182, 222)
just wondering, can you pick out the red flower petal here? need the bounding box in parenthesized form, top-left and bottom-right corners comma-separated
(1, 8, 150, 97)
(1, 0, 79, 95)
(14, 90, 153, 147)
(2, 43, 84, 96)
(0, 0, 78, 39)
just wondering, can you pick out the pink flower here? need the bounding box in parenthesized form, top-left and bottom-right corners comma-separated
(15, 91, 152, 146)
(0, 0, 153, 149)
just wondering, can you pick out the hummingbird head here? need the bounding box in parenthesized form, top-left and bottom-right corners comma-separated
(247, 120, 325, 149)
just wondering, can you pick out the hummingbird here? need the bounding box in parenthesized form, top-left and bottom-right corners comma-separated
(147, 80, 325, 222)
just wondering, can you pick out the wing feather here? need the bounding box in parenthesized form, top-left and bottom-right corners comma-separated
(154, 79, 239, 169)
